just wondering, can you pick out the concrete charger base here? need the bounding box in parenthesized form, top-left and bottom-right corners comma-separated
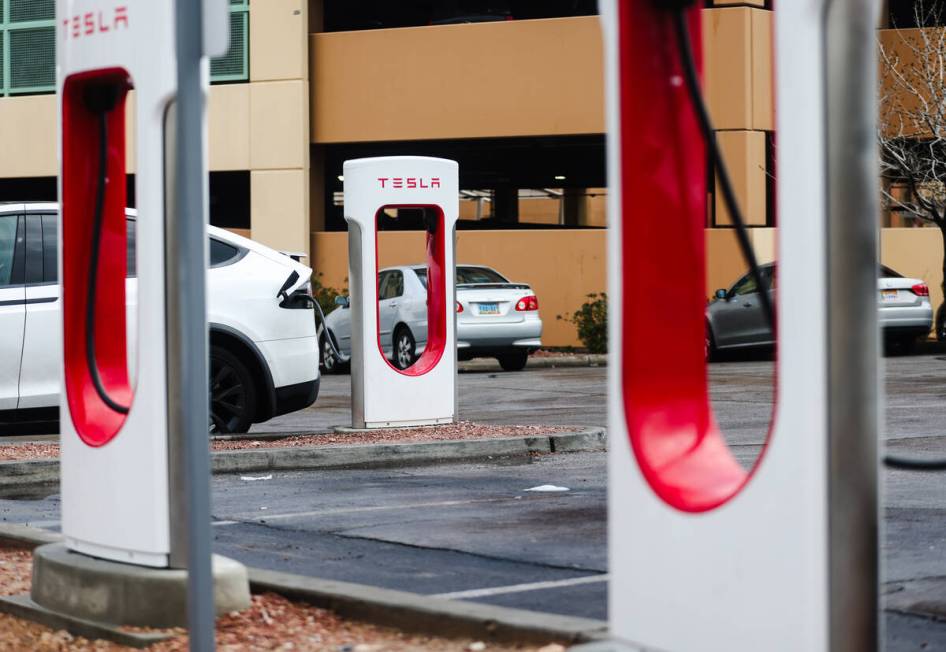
(31, 543, 251, 628)
(333, 422, 454, 434)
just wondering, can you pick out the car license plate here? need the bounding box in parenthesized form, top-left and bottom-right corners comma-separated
(478, 302, 500, 315)
(881, 289, 898, 302)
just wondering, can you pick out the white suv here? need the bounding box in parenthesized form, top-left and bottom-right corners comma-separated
(0, 203, 320, 434)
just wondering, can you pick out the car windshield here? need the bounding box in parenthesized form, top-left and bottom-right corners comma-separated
(413, 266, 509, 289)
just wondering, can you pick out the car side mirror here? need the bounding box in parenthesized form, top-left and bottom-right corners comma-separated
(714, 289, 728, 300)
(335, 295, 350, 309)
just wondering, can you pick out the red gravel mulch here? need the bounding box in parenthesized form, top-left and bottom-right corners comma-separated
(0, 443, 59, 462)
(213, 422, 574, 452)
(0, 422, 575, 461)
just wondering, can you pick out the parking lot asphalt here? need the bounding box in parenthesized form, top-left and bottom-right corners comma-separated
(252, 362, 609, 433)
(3, 355, 946, 648)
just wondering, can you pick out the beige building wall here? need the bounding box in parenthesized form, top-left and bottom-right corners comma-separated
(704, 6, 773, 228)
(0, 84, 261, 176)
(703, 7, 773, 132)
(714, 130, 768, 227)
(309, 17, 605, 143)
(248, 0, 311, 255)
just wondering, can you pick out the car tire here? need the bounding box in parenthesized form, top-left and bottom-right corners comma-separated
(937, 304, 946, 342)
(498, 349, 529, 372)
(393, 326, 417, 370)
(893, 336, 917, 356)
(209, 346, 257, 434)
(705, 323, 716, 362)
(321, 331, 349, 375)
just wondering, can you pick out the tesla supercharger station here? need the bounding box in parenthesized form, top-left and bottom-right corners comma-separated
(344, 156, 459, 429)
(600, 1, 880, 651)
(57, 0, 209, 569)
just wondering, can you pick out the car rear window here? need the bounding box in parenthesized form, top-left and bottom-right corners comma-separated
(413, 266, 510, 289)
(880, 265, 903, 278)
(210, 238, 241, 267)
(457, 267, 508, 284)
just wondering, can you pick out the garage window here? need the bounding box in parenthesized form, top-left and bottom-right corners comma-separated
(0, 0, 249, 97)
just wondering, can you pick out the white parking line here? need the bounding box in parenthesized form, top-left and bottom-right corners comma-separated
(212, 496, 516, 526)
(430, 574, 609, 600)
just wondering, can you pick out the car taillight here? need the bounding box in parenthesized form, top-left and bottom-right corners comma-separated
(912, 283, 930, 297)
(457, 301, 463, 313)
(515, 295, 538, 311)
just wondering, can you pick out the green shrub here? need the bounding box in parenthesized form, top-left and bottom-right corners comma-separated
(558, 293, 608, 353)
(310, 273, 348, 317)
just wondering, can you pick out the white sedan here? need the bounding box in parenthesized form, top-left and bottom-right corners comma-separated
(321, 265, 542, 372)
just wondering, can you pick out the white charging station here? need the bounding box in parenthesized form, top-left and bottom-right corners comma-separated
(57, 0, 193, 568)
(600, 1, 879, 650)
(343, 156, 459, 429)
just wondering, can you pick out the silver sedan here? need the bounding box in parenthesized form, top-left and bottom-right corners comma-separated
(706, 263, 933, 358)
(321, 265, 542, 373)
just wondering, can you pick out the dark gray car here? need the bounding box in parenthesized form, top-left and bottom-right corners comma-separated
(705, 263, 933, 358)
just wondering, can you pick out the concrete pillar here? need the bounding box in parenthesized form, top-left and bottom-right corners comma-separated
(309, 0, 324, 32)
(310, 145, 326, 233)
(713, 129, 767, 227)
(493, 186, 519, 224)
(562, 188, 589, 226)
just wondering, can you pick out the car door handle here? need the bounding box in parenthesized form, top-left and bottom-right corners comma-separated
(389, 302, 398, 308)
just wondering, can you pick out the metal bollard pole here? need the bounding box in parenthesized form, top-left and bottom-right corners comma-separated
(825, 0, 882, 650)
(171, 0, 215, 649)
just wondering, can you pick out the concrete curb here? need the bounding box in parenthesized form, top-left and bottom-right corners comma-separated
(884, 577, 946, 620)
(0, 523, 62, 547)
(0, 459, 59, 487)
(0, 524, 608, 645)
(0, 428, 607, 488)
(249, 567, 608, 645)
(0, 595, 174, 648)
(460, 355, 606, 372)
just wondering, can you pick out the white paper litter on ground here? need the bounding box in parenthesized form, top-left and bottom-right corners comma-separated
(524, 484, 570, 492)
(240, 474, 272, 482)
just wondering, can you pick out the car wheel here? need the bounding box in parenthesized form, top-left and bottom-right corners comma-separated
(393, 326, 417, 370)
(321, 333, 337, 373)
(705, 324, 716, 362)
(497, 349, 529, 372)
(894, 336, 917, 355)
(209, 346, 257, 434)
(937, 304, 946, 342)
(320, 331, 349, 374)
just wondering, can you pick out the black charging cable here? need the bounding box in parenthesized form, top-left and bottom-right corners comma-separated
(307, 295, 351, 364)
(663, 3, 776, 333)
(659, 1, 946, 471)
(83, 84, 130, 415)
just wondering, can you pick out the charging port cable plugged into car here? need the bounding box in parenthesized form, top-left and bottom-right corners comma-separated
(277, 269, 351, 364)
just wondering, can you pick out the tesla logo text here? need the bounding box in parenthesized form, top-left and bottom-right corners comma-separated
(378, 177, 441, 189)
(62, 6, 128, 40)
